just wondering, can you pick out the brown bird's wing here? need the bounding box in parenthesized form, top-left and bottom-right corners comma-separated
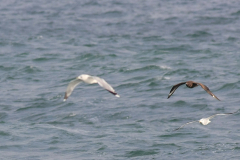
(196, 83, 221, 101)
(168, 82, 186, 99)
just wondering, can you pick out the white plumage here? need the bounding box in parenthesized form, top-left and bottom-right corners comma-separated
(63, 74, 120, 101)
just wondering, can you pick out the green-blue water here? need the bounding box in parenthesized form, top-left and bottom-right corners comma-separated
(1, 0, 240, 159)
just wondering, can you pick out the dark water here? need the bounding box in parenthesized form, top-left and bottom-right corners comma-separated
(1, 0, 240, 159)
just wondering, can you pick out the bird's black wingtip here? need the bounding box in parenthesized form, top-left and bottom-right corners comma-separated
(172, 128, 179, 132)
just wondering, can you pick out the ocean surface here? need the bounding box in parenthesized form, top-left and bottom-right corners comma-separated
(1, 0, 240, 159)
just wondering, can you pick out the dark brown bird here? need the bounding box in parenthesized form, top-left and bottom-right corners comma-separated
(168, 81, 220, 101)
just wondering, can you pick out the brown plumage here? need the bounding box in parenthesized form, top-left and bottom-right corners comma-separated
(168, 81, 220, 101)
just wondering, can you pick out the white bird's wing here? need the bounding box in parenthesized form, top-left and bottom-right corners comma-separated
(173, 120, 199, 131)
(207, 114, 225, 120)
(208, 110, 239, 120)
(92, 76, 120, 97)
(63, 78, 82, 101)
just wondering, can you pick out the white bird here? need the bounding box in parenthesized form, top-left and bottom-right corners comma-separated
(174, 110, 238, 131)
(63, 74, 120, 101)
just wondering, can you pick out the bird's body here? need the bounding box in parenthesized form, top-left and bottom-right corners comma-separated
(168, 81, 220, 101)
(199, 118, 211, 125)
(186, 81, 199, 88)
(63, 74, 120, 101)
(80, 75, 98, 84)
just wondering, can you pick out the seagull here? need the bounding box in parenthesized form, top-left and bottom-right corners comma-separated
(168, 81, 220, 101)
(63, 74, 120, 101)
(173, 110, 238, 131)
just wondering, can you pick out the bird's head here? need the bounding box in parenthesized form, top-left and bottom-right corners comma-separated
(78, 74, 89, 80)
(186, 81, 192, 87)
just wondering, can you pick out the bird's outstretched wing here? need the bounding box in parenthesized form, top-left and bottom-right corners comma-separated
(197, 83, 220, 101)
(168, 82, 186, 99)
(173, 120, 199, 131)
(63, 78, 82, 101)
(207, 110, 239, 120)
(92, 76, 120, 97)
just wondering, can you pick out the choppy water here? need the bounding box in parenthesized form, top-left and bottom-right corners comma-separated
(1, 0, 240, 159)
